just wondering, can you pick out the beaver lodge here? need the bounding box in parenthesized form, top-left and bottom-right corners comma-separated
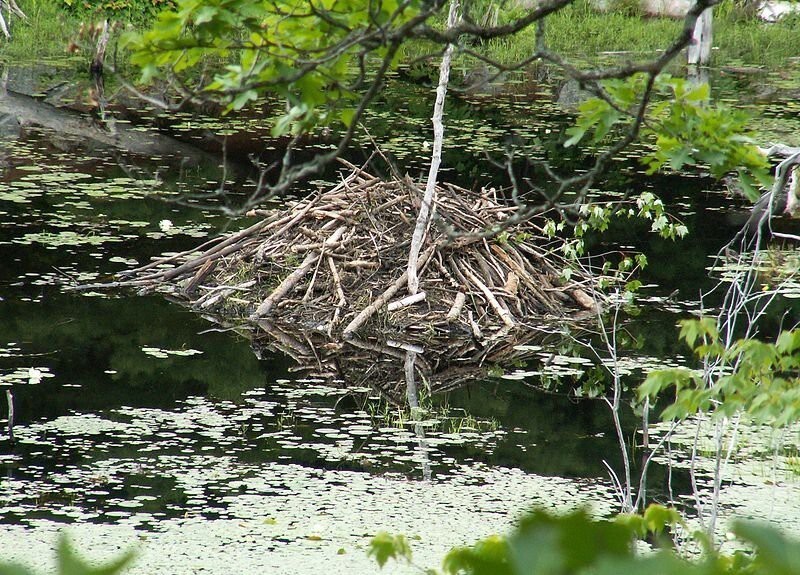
(95, 162, 603, 395)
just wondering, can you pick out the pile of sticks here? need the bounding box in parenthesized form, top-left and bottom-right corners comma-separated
(112, 164, 600, 340)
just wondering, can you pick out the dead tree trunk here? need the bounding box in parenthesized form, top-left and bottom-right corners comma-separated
(688, 7, 713, 66)
(90, 20, 110, 76)
(407, 0, 460, 295)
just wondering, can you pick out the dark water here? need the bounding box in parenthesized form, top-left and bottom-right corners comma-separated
(1, 63, 799, 537)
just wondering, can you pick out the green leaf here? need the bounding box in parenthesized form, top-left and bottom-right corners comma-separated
(638, 368, 693, 403)
(684, 81, 710, 102)
(678, 318, 719, 349)
(0, 564, 38, 575)
(194, 5, 219, 24)
(643, 504, 682, 535)
(443, 536, 511, 575)
(734, 521, 800, 575)
(229, 89, 258, 112)
(776, 330, 800, 355)
(56, 535, 135, 575)
(339, 108, 357, 128)
(563, 126, 586, 148)
(624, 280, 642, 293)
(368, 532, 412, 569)
(510, 509, 631, 574)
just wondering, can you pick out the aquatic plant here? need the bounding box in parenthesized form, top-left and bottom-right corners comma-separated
(370, 505, 800, 574)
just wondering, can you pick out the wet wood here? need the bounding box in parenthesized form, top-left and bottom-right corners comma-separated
(91, 20, 110, 75)
(461, 265, 515, 328)
(343, 246, 435, 338)
(5, 389, 13, 442)
(91, 164, 603, 339)
(252, 226, 346, 318)
(688, 8, 713, 66)
(184, 259, 218, 295)
(446, 291, 466, 322)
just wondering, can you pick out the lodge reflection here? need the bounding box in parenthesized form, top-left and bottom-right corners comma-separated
(251, 318, 571, 404)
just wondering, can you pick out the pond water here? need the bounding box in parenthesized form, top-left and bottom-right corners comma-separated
(1, 62, 800, 573)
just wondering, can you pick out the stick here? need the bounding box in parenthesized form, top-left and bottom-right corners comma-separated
(687, 7, 713, 66)
(446, 291, 466, 322)
(90, 20, 110, 75)
(254, 252, 319, 317)
(263, 195, 321, 240)
(183, 259, 218, 295)
(195, 280, 256, 309)
(342, 260, 379, 270)
(571, 288, 598, 311)
(120, 213, 279, 278)
(162, 241, 253, 282)
(291, 241, 345, 252)
(407, 0, 460, 295)
(461, 265, 515, 328)
(255, 320, 314, 356)
(302, 252, 325, 302)
(387, 292, 427, 311)
(387, 340, 425, 354)
(343, 245, 435, 338)
(467, 310, 483, 340)
(327, 256, 346, 332)
(251, 226, 346, 318)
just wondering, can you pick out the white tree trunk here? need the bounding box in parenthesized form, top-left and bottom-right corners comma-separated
(407, 0, 460, 295)
(688, 6, 713, 66)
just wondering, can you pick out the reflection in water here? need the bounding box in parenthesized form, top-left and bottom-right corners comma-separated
(403, 347, 431, 482)
(251, 317, 570, 404)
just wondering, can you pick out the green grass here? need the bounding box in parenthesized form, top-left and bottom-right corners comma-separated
(715, 15, 800, 67)
(0, 0, 164, 64)
(4, 0, 800, 71)
(536, 2, 683, 56)
(404, 0, 800, 71)
(0, 0, 82, 62)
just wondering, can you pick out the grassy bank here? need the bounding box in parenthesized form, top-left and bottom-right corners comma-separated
(0, 0, 80, 62)
(3, 0, 799, 70)
(0, 0, 164, 64)
(409, 0, 800, 70)
(539, 1, 800, 68)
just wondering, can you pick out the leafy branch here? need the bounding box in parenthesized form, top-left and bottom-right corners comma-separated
(640, 319, 800, 426)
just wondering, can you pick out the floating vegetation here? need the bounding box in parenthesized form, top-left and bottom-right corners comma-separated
(0, 366, 53, 386)
(710, 247, 800, 298)
(0, 388, 612, 528)
(141, 346, 204, 359)
(646, 416, 800, 543)
(5, 60, 800, 575)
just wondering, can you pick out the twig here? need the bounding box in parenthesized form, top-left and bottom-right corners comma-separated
(446, 291, 466, 322)
(407, 0, 460, 295)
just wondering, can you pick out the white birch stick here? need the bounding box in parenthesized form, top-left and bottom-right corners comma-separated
(406, 0, 460, 295)
(387, 291, 427, 311)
